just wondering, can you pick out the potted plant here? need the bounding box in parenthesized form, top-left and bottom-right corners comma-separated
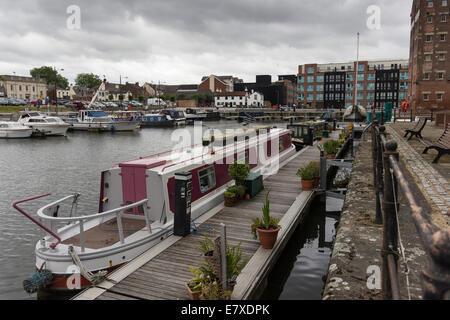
(323, 140, 339, 159)
(308, 161, 321, 188)
(226, 243, 249, 289)
(251, 190, 281, 249)
(224, 187, 239, 207)
(296, 165, 316, 191)
(196, 236, 215, 265)
(228, 161, 250, 186)
(186, 264, 215, 300)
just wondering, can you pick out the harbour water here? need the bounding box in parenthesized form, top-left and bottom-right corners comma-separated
(260, 196, 341, 300)
(0, 120, 295, 300)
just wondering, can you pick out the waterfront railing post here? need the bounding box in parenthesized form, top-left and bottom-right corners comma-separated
(374, 124, 385, 225)
(381, 140, 400, 300)
(220, 223, 229, 291)
(320, 153, 327, 190)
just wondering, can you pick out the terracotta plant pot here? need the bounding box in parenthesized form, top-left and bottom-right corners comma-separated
(326, 154, 336, 160)
(186, 283, 201, 300)
(301, 179, 315, 191)
(257, 227, 280, 249)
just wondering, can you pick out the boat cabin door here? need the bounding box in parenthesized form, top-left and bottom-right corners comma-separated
(120, 166, 147, 216)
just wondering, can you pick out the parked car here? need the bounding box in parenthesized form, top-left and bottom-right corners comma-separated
(0, 97, 9, 106)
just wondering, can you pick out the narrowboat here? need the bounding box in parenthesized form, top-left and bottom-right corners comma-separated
(13, 126, 296, 292)
(140, 114, 176, 127)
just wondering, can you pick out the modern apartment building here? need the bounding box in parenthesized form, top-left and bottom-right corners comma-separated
(409, 0, 450, 111)
(297, 60, 409, 109)
(0, 75, 47, 101)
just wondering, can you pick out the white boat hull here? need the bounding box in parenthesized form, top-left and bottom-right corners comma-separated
(0, 128, 33, 139)
(28, 124, 70, 136)
(72, 121, 139, 132)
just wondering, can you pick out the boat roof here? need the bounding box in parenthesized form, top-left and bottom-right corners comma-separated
(116, 127, 289, 175)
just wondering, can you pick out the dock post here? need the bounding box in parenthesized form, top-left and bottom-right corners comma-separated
(320, 153, 327, 190)
(220, 223, 229, 291)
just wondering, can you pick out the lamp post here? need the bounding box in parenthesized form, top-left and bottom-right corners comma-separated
(120, 75, 128, 108)
(245, 87, 248, 108)
(54, 67, 64, 115)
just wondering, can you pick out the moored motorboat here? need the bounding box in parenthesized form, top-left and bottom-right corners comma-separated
(140, 113, 176, 127)
(18, 112, 70, 137)
(13, 126, 296, 292)
(71, 110, 140, 132)
(0, 121, 33, 139)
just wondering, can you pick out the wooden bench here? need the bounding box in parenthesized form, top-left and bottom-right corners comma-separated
(422, 123, 450, 164)
(404, 118, 428, 141)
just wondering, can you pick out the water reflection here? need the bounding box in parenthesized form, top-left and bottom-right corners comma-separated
(260, 196, 339, 300)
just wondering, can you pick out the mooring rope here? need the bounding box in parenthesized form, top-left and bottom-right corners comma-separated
(68, 246, 107, 285)
(390, 168, 412, 300)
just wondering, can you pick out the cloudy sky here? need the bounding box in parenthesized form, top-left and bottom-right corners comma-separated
(0, 0, 412, 85)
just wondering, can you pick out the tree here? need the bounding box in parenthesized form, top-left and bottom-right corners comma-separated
(138, 95, 144, 103)
(30, 66, 68, 89)
(108, 94, 114, 101)
(119, 94, 124, 101)
(75, 73, 102, 89)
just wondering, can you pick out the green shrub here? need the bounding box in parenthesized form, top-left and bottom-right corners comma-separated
(251, 190, 280, 239)
(228, 161, 250, 185)
(296, 166, 315, 181)
(323, 140, 340, 156)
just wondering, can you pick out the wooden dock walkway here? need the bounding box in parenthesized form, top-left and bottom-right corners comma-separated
(74, 145, 321, 301)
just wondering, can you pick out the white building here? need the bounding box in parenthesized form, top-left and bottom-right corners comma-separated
(215, 90, 264, 108)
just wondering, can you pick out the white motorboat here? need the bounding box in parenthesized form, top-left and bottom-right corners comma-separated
(18, 112, 70, 136)
(71, 110, 140, 132)
(13, 126, 296, 292)
(0, 121, 33, 139)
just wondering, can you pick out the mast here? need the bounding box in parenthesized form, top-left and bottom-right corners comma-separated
(354, 32, 360, 106)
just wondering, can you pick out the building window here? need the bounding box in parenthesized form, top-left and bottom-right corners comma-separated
(443, 0, 448, 6)
(346, 74, 354, 82)
(307, 94, 314, 101)
(427, 15, 433, 23)
(298, 76, 304, 83)
(425, 54, 432, 61)
(439, 53, 446, 60)
(423, 93, 430, 101)
(437, 93, 443, 101)
(316, 75, 324, 83)
(424, 72, 431, 80)
(426, 35, 433, 42)
(358, 65, 365, 72)
(438, 72, 445, 79)
(298, 85, 304, 92)
(307, 67, 315, 74)
(307, 85, 314, 92)
(316, 85, 324, 91)
(440, 34, 447, 41)
(307, 76, 314, 83)
(428, 1, 434, 7)
(442, 14, 447, 22)
(198, 166, 216, 193)
(316, 94, 323, 101)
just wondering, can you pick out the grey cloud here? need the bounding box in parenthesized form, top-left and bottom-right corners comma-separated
(0, 0, 411, 84)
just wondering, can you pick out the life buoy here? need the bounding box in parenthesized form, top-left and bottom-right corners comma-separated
(401, 101, 410, 111)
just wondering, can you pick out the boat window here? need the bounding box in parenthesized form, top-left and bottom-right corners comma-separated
(0, 124, 7, 128)
(46, 118, 57, 123)
(237, 150, 249, 164)
(198, 166, 216, 193)
(87, 111, 108, 117)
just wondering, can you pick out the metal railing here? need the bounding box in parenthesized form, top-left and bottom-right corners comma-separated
(14, 194, 150, 253)
(371, 120, 450, 300)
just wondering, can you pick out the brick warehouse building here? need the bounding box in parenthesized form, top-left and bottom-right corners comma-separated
(409, 0, 450, 112)
(297, 60, 409, 109)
